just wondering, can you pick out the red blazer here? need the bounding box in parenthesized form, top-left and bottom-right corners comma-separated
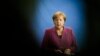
(41, 27, 77, 53)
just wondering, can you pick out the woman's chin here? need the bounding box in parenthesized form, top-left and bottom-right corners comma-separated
(56, 26, 62, 29)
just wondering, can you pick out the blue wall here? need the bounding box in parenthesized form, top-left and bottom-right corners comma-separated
(32, 0, 87, 52)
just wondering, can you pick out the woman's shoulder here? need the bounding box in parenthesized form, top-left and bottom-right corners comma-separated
(64, 26, 73, 31)
(44, 27, 54, 32)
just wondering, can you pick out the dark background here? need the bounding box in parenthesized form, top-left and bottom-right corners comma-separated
(2, 0, 100, 56)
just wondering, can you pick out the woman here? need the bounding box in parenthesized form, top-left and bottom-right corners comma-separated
(41, 11, 77, 56)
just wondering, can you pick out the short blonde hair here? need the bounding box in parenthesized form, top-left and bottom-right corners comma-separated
(52, 11, 66, 21)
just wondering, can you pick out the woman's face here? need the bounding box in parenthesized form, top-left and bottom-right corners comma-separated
(54, 16, 65, 29)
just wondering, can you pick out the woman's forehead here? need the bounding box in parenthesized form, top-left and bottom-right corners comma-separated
(55, 15, 64, 19)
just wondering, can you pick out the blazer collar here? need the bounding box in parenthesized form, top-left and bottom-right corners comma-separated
(52, 26, 66, 37)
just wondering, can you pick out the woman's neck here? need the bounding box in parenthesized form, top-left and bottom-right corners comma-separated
(56, 27, 64, 36)
(56, 27, 63, 31)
